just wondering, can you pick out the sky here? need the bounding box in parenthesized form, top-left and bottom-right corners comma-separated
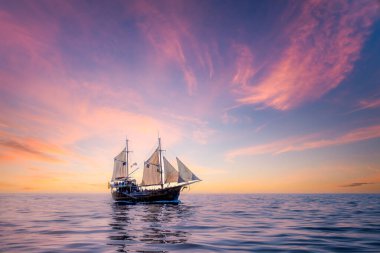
(1, 0, 380, 193)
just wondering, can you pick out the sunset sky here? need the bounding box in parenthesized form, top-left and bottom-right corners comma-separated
(1, 0, 380, 193)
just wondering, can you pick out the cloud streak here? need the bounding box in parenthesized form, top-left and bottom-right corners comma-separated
(227, 124, 380, 159)
(133, 1, 200, 95)
(0, 8, 61, 80)
(348, 97, 380, 114)
(341, 182, 374, 187)
(0, 137, 65, 163)
(232, 43, 257, 88)
(234, 0, 379, 110)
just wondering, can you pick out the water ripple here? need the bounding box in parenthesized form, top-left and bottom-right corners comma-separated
(1, 194, 380, 252)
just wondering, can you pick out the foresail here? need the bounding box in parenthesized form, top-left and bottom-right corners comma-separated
(112, 148, 127, 180)
(141, 148, 161, 186)
(163, 156, 178, 183)
(176, 157, 200, 183)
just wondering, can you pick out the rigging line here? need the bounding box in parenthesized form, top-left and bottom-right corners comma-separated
(128, 167, 139, 176)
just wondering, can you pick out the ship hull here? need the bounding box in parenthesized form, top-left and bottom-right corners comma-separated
(111, 185, 182, 203)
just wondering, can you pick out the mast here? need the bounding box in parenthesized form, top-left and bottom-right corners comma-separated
(158, 137, 164, 189)
(126, 137, 130, 179)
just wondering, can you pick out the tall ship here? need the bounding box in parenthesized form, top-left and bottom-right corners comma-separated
(108, 137, 201, 203)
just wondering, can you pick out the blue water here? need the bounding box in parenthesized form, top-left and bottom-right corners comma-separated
(1, 194, 380, 252)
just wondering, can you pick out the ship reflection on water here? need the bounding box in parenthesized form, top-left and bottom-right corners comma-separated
(108, 202, 192, 252)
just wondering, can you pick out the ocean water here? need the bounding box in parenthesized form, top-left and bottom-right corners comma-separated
(1, 194, 380, 252)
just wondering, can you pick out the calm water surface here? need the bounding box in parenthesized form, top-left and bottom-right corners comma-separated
(1, 194, 380, 252)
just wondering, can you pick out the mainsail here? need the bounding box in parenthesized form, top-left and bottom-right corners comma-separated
(163, 156, 178, 183)
(112, 148, 127, 180)
(176, 157, 200, 183)
(141, 148, 161, 186)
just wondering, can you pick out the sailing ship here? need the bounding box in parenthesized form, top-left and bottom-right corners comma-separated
(108, 137, 201, 203)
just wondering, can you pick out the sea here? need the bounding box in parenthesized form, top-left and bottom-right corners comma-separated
(1, 194, 380, 252)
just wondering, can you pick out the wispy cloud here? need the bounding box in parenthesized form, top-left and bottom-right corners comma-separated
(358, 98, 380, 110)
(0, 8, 61, 79)
(221, 112, 238, 125)
(227, 124, 380, 159)
(347, 97, 380, 114)
(132, 1, 202, 95)
(232, 43, 257, 88)
(162, 112, 215, 144)
(341, 182, 374, 187)
(234, 0, 379, 110)
(192, 128, 215, 145)
(0, 137, 65, 163)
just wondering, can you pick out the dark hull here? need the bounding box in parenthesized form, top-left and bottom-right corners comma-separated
(111, 185, 182, 203)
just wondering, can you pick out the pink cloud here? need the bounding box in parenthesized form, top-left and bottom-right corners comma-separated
(234, 0, 379, 110)
(161, 111, 215, 144)
(232, 43, 257, 88)
(0, 5, 194, 161)
(0, 78, 184, 151)
(227, 124, 380, 159)
(0, 9, 61, 79)
(226, 133, 317, 159)
(358, 98, 380, 110)
(0, 10, 189, 164)
(0, 92, 185, 176)
(131, 1, 213, 95)
(348, 97, 380, 114)
(0, 2, 218, 144)
(221, 112, 238, 125)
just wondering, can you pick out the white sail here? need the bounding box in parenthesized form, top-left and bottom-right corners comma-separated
(141, 148, 161, 186)
(163, 156, 178, 183)
(112, 148, 127, 180)
(176, 157, 200, 183)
